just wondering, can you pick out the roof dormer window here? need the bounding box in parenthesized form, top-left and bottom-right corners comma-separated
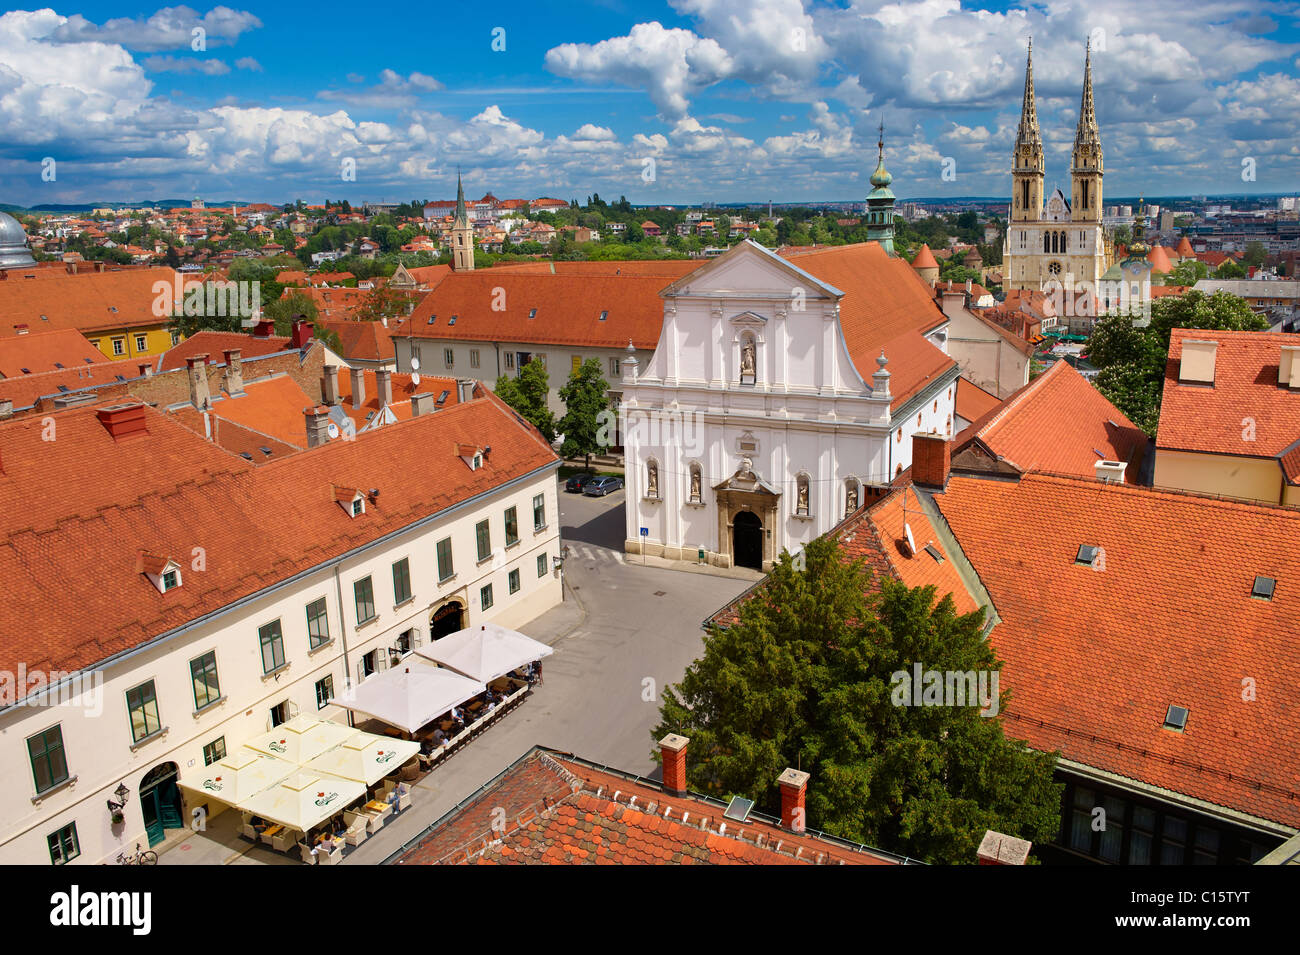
(335, 488, 365, 517)
(141, 555, 182, 594)
(1252, 576, 1276, 600)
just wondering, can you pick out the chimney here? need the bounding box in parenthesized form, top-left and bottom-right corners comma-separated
(0, 399, 13, 420)
(1095, 460, 1127, 484)
(938, 289, 966, 320)
(223, 348, 244, 395)
(186, 354, 211, 410)
(137, 362, 152, 378)
(912, 433, 951, 490)
(375, 368, 393, 407)
(456, 378, 476, 403)
(659, 733, 689, 796)
(409, 392, 434, 417)
(290, 318, 314, 349)
(977, 830, 1032, 865)
(252, 318, 276, 338)
(1178, 339, 1217, 385)
(351, 367, 366, 410)
(1280, 345, 1300, 389)
(777, 767, 809, 832)
(304, 406, 331, 448)
(96, 402, 149, 441)
(321, 365, 340, 406)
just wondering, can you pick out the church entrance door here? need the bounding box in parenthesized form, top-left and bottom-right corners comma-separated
(733, 511, 763, 570)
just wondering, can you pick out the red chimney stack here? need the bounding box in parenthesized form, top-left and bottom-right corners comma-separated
(291, 319, 314, 349)
(659, 734, 689, 795)
(911, 432, 951, 490)
(96, 402, 149, 441)
(777, 768, 809, 832)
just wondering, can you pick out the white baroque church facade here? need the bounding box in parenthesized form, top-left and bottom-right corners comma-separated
(620, 238, 959, 572)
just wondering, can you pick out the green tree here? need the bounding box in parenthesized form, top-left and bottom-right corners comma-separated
(557, 358, 610, 467)
(1215, 258, 1246, 279)
(263, 290, 320, 335)
(1242, 241, 1267, 269)
(1166, 258, 1208, 287)
(494, 358, 554, 443)
(652, 537, 1062, 864)
(1088, 289, 1269, 436)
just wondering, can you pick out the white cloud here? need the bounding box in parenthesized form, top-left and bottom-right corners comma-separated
(143, 55, 230, 75)
(49, 6, 262, 52)
(235, 57, 262, 72)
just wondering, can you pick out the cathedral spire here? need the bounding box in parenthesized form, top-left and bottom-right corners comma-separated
(865, 119, 896, 255)
(451, 168, 475, 271)
(1075, 38, 1100, 146)
(1016, 38, 1041, 148)
(454, 169, 468, 226)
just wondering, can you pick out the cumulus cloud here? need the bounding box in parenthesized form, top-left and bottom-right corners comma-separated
(235, 56, 261, 72)
(49, 5, 262, 51)
(142, 54, 230, 75)
(318, 69, 444, 107)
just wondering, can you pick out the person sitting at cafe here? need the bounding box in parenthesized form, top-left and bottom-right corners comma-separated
(319, 832, 336, 851)
(432, 727, 449, 746)
(451, 705, 465, 727)
(251, 816, 268, 832)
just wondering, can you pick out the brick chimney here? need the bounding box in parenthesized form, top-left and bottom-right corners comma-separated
(977, 830, 1032, 865)
(409, 392, 434, 417)
(96, 402, 149, 441)
(777, 768, 809, 832)
(0, 399, 13, 420)
(375, 368, 393, 406)
(350, 367, 366, 410)
(321, 365, 340, 406)
(186, 355, 211, 410)
(223, 348, 244, 395)
(252, 319, 276, 338)
(659, 733, 689, 796)
(912, 432, 950, 490)
(290, 318, 314, 349)
(304, 406, 331, 448)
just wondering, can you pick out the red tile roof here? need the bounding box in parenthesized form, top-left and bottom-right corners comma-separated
(0, 328, 107, 377)
(315, 319, 398, 363)
(0, 267, 182, 336)
(1176, 236, 1195, 258)
(0, 359, 143, 409)
(391, 748, 905, 865)
(911, 243, 939, 271)
(158, 330, 295, 371)
(1147, 245, 1175, 273)
(935, 472, 1300, 830)
(954, 377, 1002, 424)
(0, 394, 557, 679)
(954, 361, 1147, 481)
(1157, 328, 1300, 462)
(778, 243, 956, 409)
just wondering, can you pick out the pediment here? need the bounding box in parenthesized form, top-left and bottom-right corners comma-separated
(712, 458, 781, 496)
(729, 310, 768, 327)
(660, 239, 841, 302)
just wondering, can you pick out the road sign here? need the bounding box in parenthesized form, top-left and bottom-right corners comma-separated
(640, 527, 648, 537)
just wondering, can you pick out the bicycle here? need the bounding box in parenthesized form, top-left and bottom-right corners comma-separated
(117, 842, 158, 866)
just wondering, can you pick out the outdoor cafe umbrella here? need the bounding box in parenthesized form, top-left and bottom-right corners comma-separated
(240, 770, 366, 834)
(414, 622, 553, 685)
(245, 715, 356, 765)
(304, 732, 421, 787)
(179, 750, 295, 806)
(328, 658, 485, 735)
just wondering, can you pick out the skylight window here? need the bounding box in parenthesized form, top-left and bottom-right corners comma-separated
(259, 446, 272, 456)
(436, 390, 449, 405)
(1252, 576, 1276, 600)
(528, 308, 537, 318)
(599, 310, 608, 321)
(56, 385, 70, 393)
(20, 367, 30, 375)
(1163, 705, 1189, 732)
(54, 362, 64, 369)
(240, 452, 253, 461)
(1075, 544, 1100, 567)
(924, 543, 945, 563)
(448, 316, 456, 325)
(427, 315, 437, 324)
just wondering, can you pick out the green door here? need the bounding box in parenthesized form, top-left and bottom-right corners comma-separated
(139, 763, 182, 847)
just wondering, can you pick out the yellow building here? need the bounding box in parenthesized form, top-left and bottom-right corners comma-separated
(1154, 329, 1300, 506)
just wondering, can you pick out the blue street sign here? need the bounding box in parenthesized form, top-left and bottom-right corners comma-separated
(640, 527, 648, 537)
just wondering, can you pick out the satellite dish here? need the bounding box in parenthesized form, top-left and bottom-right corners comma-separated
(903, 522, 916, 556)
(327, 422, 340, 440)
(410, 356, 421, 371)
(411, 372, 420, 386)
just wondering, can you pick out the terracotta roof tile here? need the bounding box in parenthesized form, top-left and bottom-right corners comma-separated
(0, 267, 182, 336)
(0, 328, 107, 377)
(954, 377, 1002, 425)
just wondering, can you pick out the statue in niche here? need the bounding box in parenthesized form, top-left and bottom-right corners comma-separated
(797, 477, 809, 515)
(647, 460, 659, 498)
(690, 467, 702, 502)
(737, 456, 755, 481)
(740, 339, 756, 378)
(845, 482, 858, 516)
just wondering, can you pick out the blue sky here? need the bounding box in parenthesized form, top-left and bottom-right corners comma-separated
(2, 1, 1299, 206)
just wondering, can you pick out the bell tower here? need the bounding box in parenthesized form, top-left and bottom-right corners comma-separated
(451, 171, 475, 272)
(1011, 39, 1044, 224)
(1070, 39, 1103, 222)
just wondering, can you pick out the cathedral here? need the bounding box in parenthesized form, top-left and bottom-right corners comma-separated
(1003, 40, 1115, 295)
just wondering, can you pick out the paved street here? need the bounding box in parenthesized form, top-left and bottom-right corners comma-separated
(162, 478, 754, 865)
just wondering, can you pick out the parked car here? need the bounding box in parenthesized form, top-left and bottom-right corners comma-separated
(564, 471, 597, 493)
(583, 476, 624, 496)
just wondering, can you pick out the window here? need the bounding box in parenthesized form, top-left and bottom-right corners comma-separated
(480, 583, 494, 611)
(28, 726, 69, 794)
(505, 352, 514, 370)
(476, 519, 491, 561)
(259, 621, 286, 673)
(1075, 544, 1101, 567)
(392, 557, 412, 604)
(126, 680, 161, 742)
(470, 349, 480, 368)
(112, 338, 125, 356)
(134, 334, 147, 352)
(48, 823, 79, 865)
(1128, 805, 1155, 864)
(270, 700, 291, 727)
(1252, 575, 1276, 599)
(1159, 817, 1187, 865)
(1193, 826, 1220, 865)
(161, 569, 179, 591)
(538, 553, 548, 577)
(203, 736, 226, 766)
(360, 651, 377, 678)
(504, 506, 519, 546)
(350, 498, 364, 517)
(1163, 704, 1189, 731)
(437, 537, 454, 581)
(610, 357, 620, 377)
(509, 569, 520, 594)
(315, 675, 334, 710)
(190, 651, 221, 710)
(170, 331, 180, 346)
(533, 493, 546, 530)
(354, 576, 376, 623)
(444, 348, 454, 368)
(306, 597, 330, 649)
